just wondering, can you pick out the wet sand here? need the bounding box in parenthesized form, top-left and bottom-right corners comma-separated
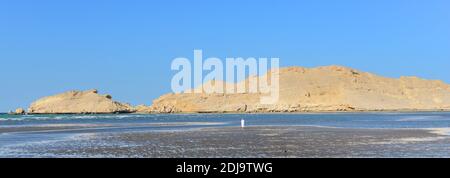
(3, 126, 449, 158)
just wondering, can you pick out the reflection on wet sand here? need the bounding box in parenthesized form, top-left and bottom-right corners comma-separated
(1, 126, 449, 158)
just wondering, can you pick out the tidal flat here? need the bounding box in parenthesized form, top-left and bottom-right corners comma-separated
(1, 113, 450, 158)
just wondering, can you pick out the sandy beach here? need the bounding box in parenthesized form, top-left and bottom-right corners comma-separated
(1, 125, 449, 158)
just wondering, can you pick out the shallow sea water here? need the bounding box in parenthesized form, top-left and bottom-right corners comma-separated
(1, 113, 449, 158)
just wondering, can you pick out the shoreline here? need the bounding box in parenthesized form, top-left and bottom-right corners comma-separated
(2, 113, 450, 158)
(4, 109, 450, 115)
(2, 125, 449, 158)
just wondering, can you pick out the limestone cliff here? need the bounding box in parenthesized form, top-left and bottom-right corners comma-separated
(149, 66, 450, 113)
(28, 89, 135, 114)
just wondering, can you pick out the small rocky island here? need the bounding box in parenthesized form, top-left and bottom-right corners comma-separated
(27, 89, 135, 114)
(11, 65, 450, 114)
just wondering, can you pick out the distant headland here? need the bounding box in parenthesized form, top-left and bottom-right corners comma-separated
(9, 65, 450, 115)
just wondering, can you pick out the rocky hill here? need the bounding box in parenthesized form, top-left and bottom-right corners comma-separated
(18, 65, 450, 114)
(149, 65, 450, 113)
(28, 89, 135, 114)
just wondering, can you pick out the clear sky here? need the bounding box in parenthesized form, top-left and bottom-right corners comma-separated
(1, 0, 449, 112)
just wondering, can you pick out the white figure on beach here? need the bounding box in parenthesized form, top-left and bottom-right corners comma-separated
(241, 119, 245, 128)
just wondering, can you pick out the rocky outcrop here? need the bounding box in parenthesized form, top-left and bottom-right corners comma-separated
(15, 108, 26, 115)
(17, 66, 450, 114)
(133, 105, 154, 113)
(149, 65, 450, 113)
(28, 89, 135, 114)
(9, 108, 26, 115)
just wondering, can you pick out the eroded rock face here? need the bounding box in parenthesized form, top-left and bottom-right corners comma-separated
(11, 108, 26, 115)
(149, 65, 450, 113)
(28, 89, 135, 114)
(133, 105, 154, 113)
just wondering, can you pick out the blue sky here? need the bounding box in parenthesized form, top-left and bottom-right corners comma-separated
(1, 0, 449, 112)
